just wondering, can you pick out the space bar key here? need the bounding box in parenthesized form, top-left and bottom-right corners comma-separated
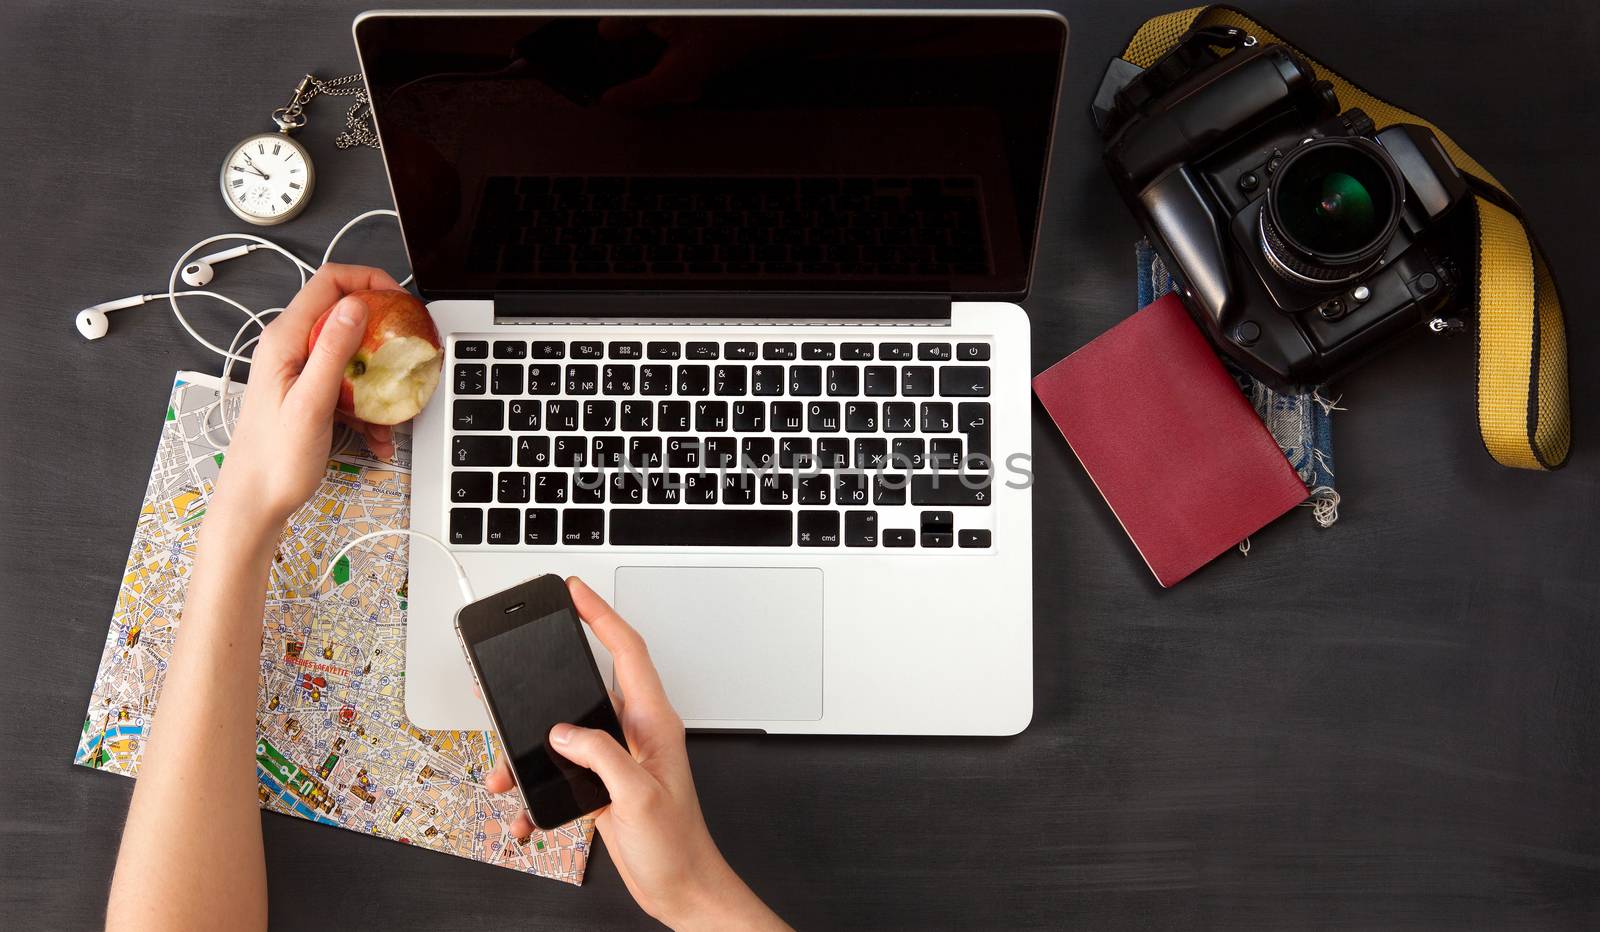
(610, 510, 792, 547)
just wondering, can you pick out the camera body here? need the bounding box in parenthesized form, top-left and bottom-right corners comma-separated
(1101, 43, 1472, 391)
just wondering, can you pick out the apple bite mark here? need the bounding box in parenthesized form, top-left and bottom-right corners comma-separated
(349, 335, 443, 425)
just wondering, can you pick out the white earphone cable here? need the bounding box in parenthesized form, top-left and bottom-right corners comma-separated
(314, 528, 475, 605)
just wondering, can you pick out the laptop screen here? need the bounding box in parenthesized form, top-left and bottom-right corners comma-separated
(355, 12, 1067, 300)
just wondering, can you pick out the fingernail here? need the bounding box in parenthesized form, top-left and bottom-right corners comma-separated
(550, 723, 575, 746)
(335, 296, 365, 326)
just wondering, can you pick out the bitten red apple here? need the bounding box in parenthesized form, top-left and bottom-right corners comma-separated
(307, 289, 443, 425)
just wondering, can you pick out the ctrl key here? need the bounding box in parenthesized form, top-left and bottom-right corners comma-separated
(562, 509, 605, 545)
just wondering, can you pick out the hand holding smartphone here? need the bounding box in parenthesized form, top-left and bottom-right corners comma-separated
(455, 574, 626, 829)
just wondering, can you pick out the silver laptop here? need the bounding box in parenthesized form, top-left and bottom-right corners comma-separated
(355, 9, 1067, 735)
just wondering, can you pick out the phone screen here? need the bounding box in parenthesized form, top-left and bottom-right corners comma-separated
(457, 575, 624, 829)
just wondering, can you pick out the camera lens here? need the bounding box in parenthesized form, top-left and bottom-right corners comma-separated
(1260, 138, 1402, 285)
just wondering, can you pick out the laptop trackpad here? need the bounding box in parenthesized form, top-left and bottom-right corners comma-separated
(613, 566, 823, 722)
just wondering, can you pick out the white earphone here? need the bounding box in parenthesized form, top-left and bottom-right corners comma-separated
(180, 244, 256, 287)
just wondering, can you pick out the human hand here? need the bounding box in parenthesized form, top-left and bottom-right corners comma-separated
(486, 578, 787, 930)
(214, 264, 402, 528)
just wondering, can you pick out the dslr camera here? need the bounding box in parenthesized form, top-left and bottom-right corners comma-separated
(1095, 31, 1472, 391)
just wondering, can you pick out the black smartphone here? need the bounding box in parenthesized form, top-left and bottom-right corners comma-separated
(455, 574, 625, 829)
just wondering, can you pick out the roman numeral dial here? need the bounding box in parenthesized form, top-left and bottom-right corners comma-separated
(219, 132, 314, 226)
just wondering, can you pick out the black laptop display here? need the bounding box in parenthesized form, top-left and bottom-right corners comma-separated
(356, 13, 1067, 300)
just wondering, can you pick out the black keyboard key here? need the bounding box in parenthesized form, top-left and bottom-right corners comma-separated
(455, 340, 488, 359)
(752, 366, 785, 396)
(902, 366, 935, 396)
(807, 401, 841, 433)
(722, 473, 757, 505)
(546, 400, 579, 432)
(493, 340, 527, 359)
(566, 364, 598, 395)
(798, 510, 840, 546)
(629, 437, 663, 468)
(610, 473, 643, 504)
(763, 341, 797, 360)
(454, 364, 486, 395)
(524, 508, 558, 545)
(508, 400, 540, 431)
(611, 509, 790, 546)
(695, 400, 729, 432)
(918, 342, 952, 361)
(797, 473, 831, 506)
(497, 471, 531, 503)
(647, 341, 681, 360)
(741, 437, 775, 468)
(450, 471, 493, 503)
(780, 437, 813, 469)
(682, 473, 718, 505)
(647, 473, 682, 505)
(713, 365, 747, 396)
(449, 507, 482, 545)
(531, 340, 565, 359)
(516, 435, 551, 468)
(771, 401, 804, 433)
(845, 401, 878, 433)
(921, 402, 954, 433)
(788, 365, 822, 396)
(911, 474, 992, 505)
(703, 436, 739, 467)
(677, 365, 710, 396)
(841, 342, 874, 360)
(864, 366, 897, 397)
(562, 509, 606, 545)
(486, 508, 520, 545)
(922, 511, 953, 532)
(453, 399, 503, 431)
(725, 341, 759, 360)
(609, 341, 642, 359)
(929, 438, 963, 469)
(958, 402, 991, 457)
(571, 473, 605, 505)
(883, 401, 916, 433)
(534, 471, 569, 504)
(956, 342, 990, 361)
(845, 510, 879, 547)
(836, 473, 869, 506)
(490, 364, 523, 395)
(553, 435, 587, 467)
(826, 366, 859, 397)
(892, 438, 926, 470)
(639, 365, 673, 396)
(874, 476, 907, 506)
(921, 531, 953, 548)
(854, 438, 889, 470)
(732, 400, 765, 432)
(816, 437, 850, 468)
(572, 341, 604, 360)
(802, 342, 835, 360)
(881, 342, 914, 361)
(592, 436, 624, 467)
(620, 400, 653, 432)
(883, 528, 915, 548)
(687, 341, 719, 360)
(959, 529, 992, 548)
(603, 364, 636, 395)
(658, 400, 691, 432)
(453, 435, 510, 467)
(667, 436, 700, 468)
(940, 366, 991, 397)
(583, 400, 617, 431)
(526, 364, 561, 394)
(760, 474, 794, 505)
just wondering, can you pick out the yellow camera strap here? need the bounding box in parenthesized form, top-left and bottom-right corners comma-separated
(1120, 5, 1571, 469)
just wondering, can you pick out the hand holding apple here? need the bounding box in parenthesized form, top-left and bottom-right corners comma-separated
(307, 289, 443, 426)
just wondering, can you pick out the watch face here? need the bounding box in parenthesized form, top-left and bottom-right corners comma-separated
(220, 133, 314, 225)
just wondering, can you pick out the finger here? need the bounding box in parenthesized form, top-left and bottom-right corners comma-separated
(510, 812, 534, 839)
(485, 759, 515, 795)
(270, 264, 400, 357)
(548, 723, 656, 804)
(566, 577, 675, 721)
(363, 422, 396, 460)
(286, 295, 367, 417)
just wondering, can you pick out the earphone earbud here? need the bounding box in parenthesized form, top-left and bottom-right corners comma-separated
(76, 294, 156, 340)
(181, 244, 255, 287)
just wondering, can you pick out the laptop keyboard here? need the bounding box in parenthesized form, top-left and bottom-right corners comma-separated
(466, 176, 991, 278)
(445, 336, 997, 550)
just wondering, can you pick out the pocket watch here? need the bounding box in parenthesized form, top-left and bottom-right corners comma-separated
(219, 74, 378, 226)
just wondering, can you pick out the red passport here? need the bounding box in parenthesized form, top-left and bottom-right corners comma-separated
(1033, 294, 1308, 587)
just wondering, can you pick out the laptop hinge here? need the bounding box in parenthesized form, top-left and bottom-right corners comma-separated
(492, 293, 951, 326)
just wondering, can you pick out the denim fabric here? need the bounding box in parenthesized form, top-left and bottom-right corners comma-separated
(1137, 241, 1339, 524)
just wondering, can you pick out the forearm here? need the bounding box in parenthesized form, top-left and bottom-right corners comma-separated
(107, 489, 281, 932)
